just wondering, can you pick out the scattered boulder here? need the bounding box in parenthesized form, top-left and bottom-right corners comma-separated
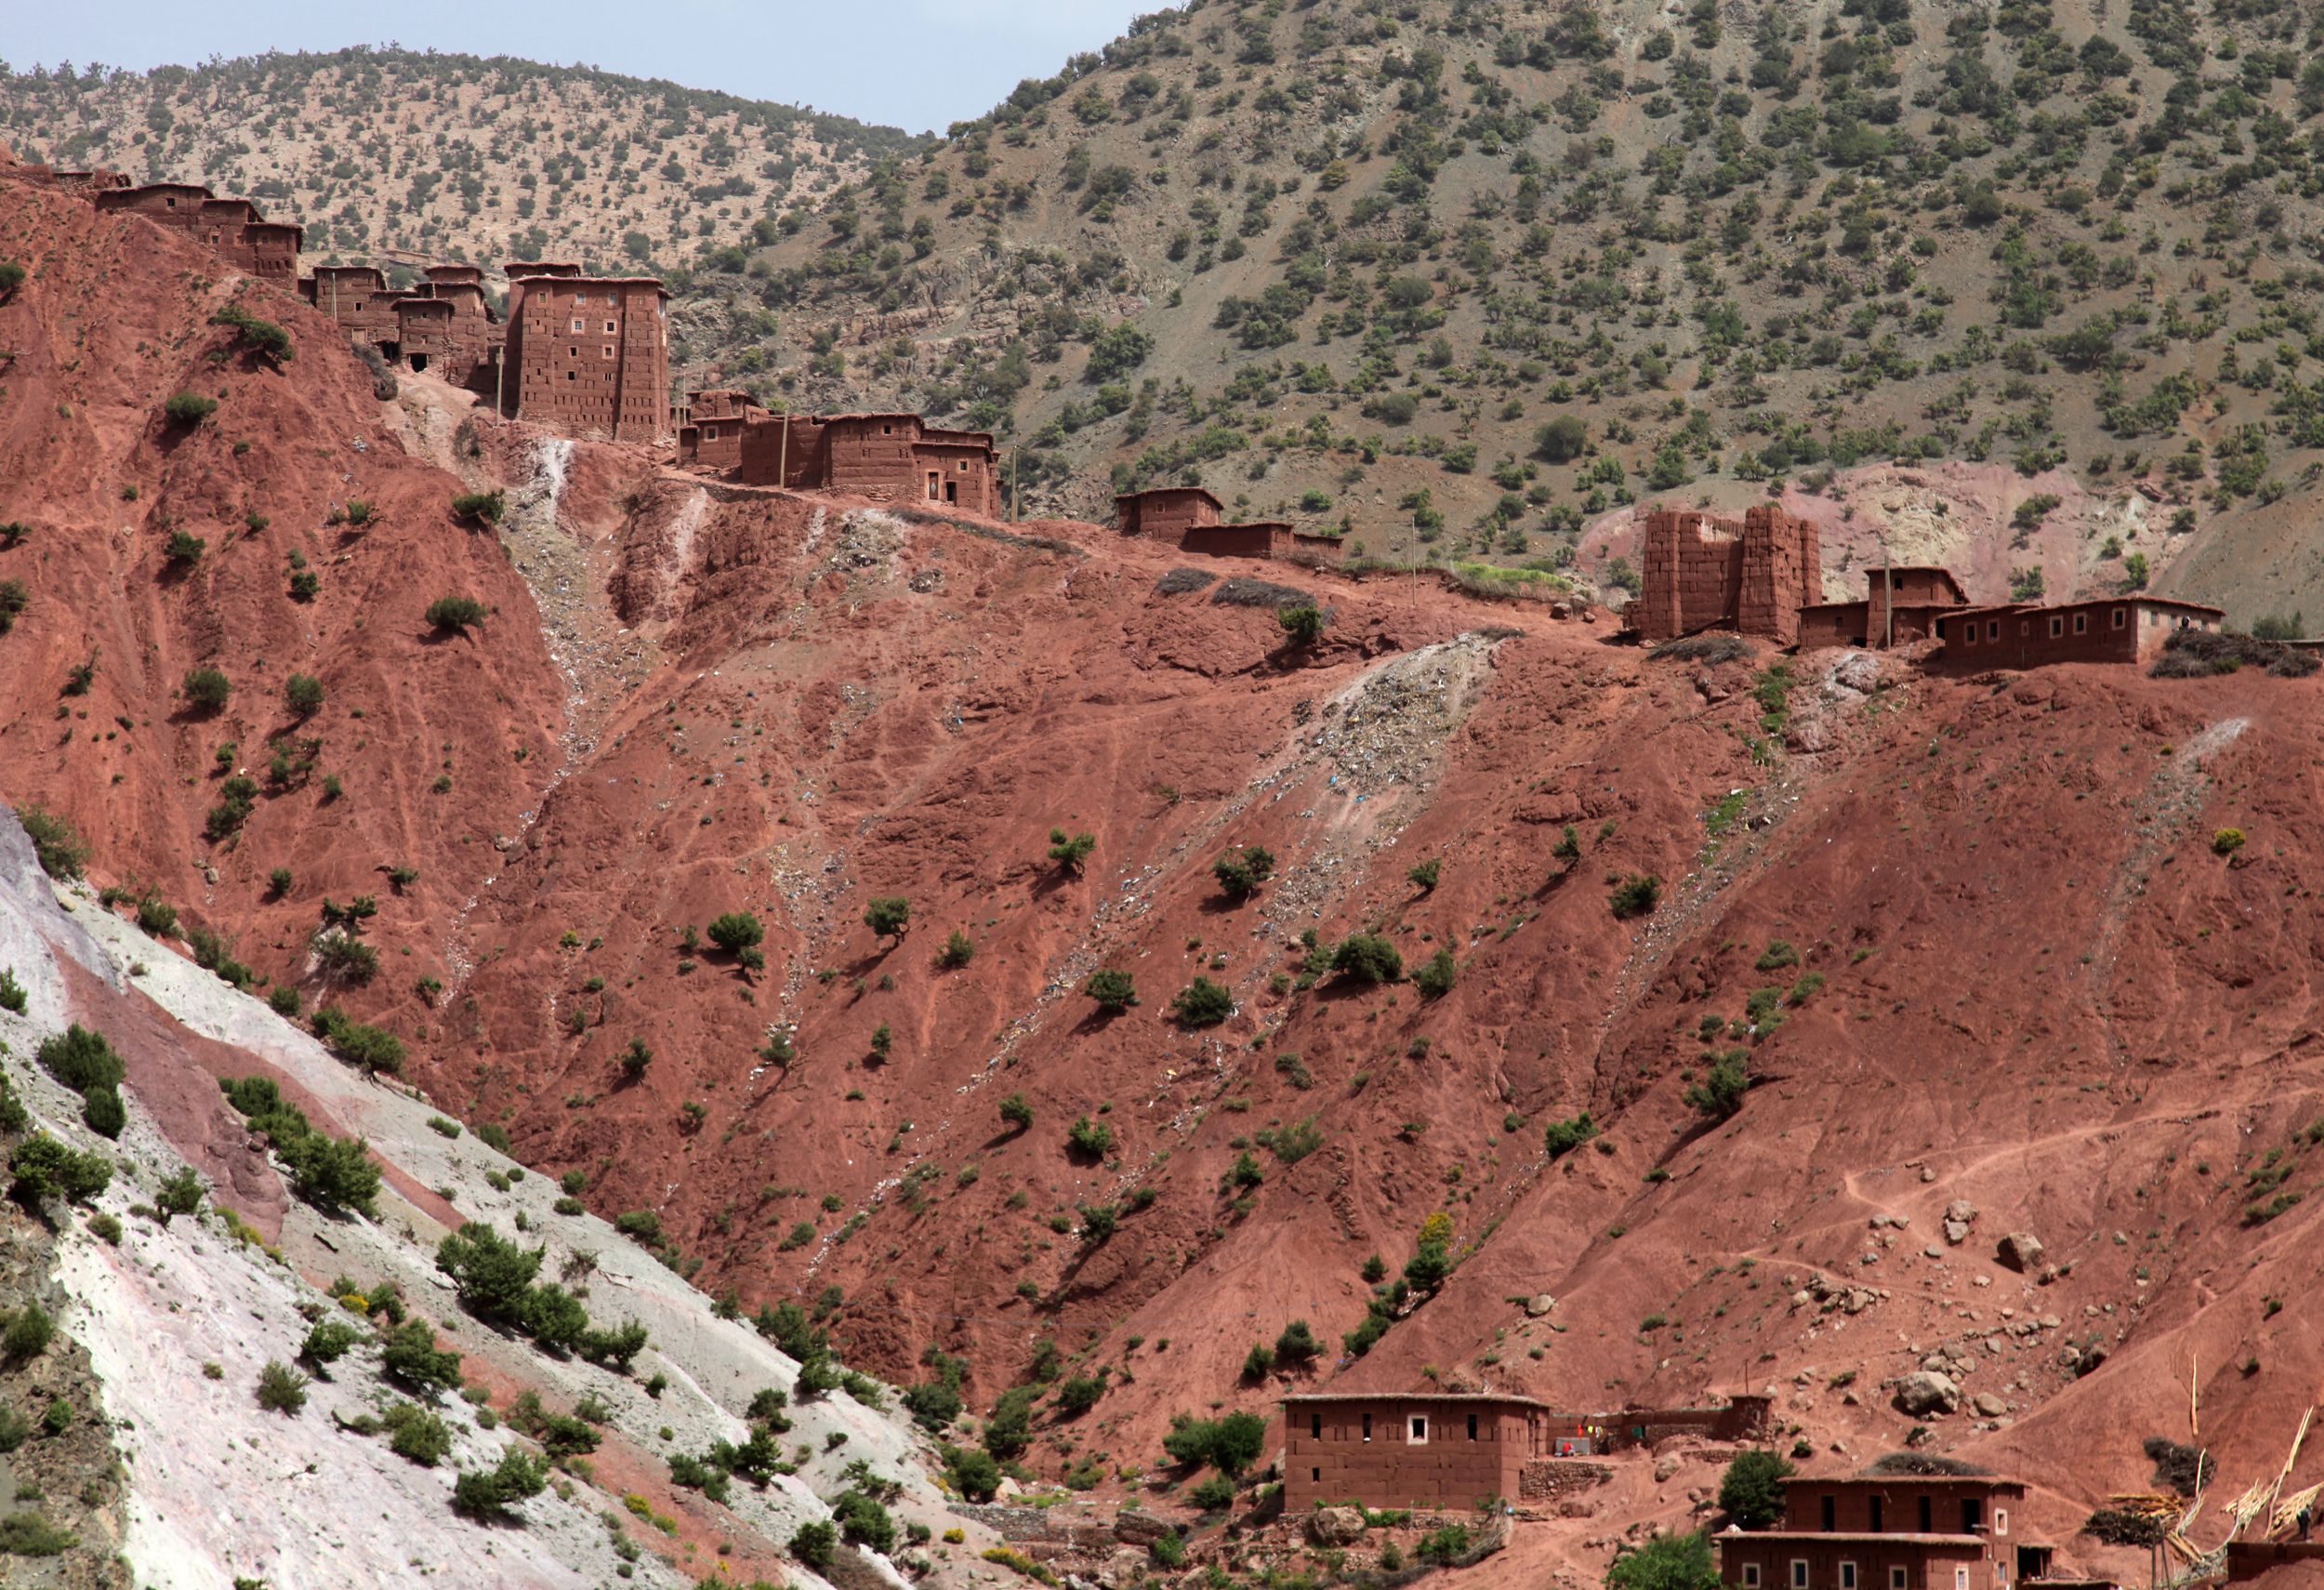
(1893, 1371, 1962, 1417)
(1525, 1293, 1556, 1318)
(1973, 1393, 2009, 1418)
(1101, 1548, 1151, 1589)
(1305, 1508, 1367, 1548)
(1996, 1232, 2045, 1273)
(1943, 1199, 1977, 1246)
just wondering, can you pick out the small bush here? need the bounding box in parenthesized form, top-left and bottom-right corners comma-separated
(18, 809, 88, 880)
(0, 579, 27, 635)
(384, 1401, 454, 1465)
(1414, 947, 1457, 999)
(1066, 1116, 1116, 1159)
(451, 490, 507, 525)
(1211, 845, 1275, 900)
(256, 1359, 310, 1414)
(284, 673, 324, 717)
(425, 595, 488, 634)
(864, 896, 911, 941)
(182, 667, 233, 712)
(706, 911, 763, 954)
(1609, 873, 1663, 918)
(1332, 934, 1404, 984)
(300, 1319, 364, 1368)
(998, 1093, 1035, 1132)
(2, 1306, 54, 1365)
(1687, 1050, 1750, 1120)
(164, 392, 218, 427)
(0, 1512, 74, 1556)
(1169, 977, 1235, 1027)
(1276, 604, 1327, 646)
(939, 928, 975, 968)
(1083, 968, 1137, 1010)
(451, 1448, 549, 1522)
(1406, 857, 1440, 892)
(1544, 1113, 1598, 1158)
(2213, 828, 2246, 855)
(1048, 828, 1096, 872)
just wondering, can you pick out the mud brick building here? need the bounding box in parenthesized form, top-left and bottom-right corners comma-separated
(91, 183, 304, 280)
(1284, 1393, 1550, 1510)
(1931, 596, 2222, 669)
(502, 267, 670, 443)
(300, 262, 505, 391)
(1284, 1393, 1770, 1510)
(736, 412, 999, 511)
(1633, 505, 1823, 646)
(1712, 1471, 2109, 1590)
(1799, 567, 1970, 650)
(677, 390, 761, 471)
(1116, 486, 1224, 537)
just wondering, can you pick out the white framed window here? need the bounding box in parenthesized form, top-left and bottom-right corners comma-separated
(1956, 1570, 1971, 1590)
(2073, 613, 2087, 634)
(1842, 1564, 1857, 1590)
(2049, 616, 2064, 638)
(571, 316, 585, 333)
(1890, 1570, 1908, 1590)
(1995, 1509, 2008, 1537)
(604, 319, 617, 334)
(1407, 1415, 1428, 1445)
(1987, 620, 2000, 640)
(1791, 1561, 1810, 1590)
(601, 345, 614, 359)
(2112, 608, 2126, 629)
(1743, 1567, 1762, 1588)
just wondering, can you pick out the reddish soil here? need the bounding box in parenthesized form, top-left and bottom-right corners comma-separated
(7, 172, 2324, 1583)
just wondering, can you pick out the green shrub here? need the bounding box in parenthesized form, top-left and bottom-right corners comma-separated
(1190, 1473, 1237, 1510)
(1211, 845, 1275, 900)
(1610, 873, 1663, 918)
(212, 301, 293, 363)
(864, 896, 911, 941)
(256, 1359, 309, 1414)
(1719, 1450, 1796, 1529)
(383, 1400, 453, 1465)
(1242, 1342, 1275, 1379)
(1048, 828, 1096, 872)
(2213, 828, 2246, 855)
(0, 261, 23, 298)
(18, 809, 87, 880)
(939, 928, 975, 968)
(789, 1519, 838, 1569)
(300, 1319, 364, 1369)
(37, 1025, 124, 1093)
(1754, 940, 1800, 972)
(1066, 1116, 1116, 1159)
(182, 667, 232, 712)
(284, 673, 324, 717)
(154, 1167, 204, 1224)
(1414, 947, 1457, 999)
(1169, 976, 1235, 1027)
(2, 1306, 53, 1365)
(1083, 969, 1137, 1010)
(424, 595, 488, 634)
(1686, 1051, 1750, 1121)
(451, 1448, 549, 1522)
(706, 911, 763, 954)
(80, 1084, 125, 1140)
(0, 579, 26, 635)
(1406, 857, 1440, 892)
(451, 490, 507, 525)
(1605, 1531, 1719, 1590)
(380, 1320, 462, 1393)
(0, 1512, 75, 1556)
(1332, 934, 1403, 984)
(998, 1093, 1035, 1132)
(7, 1134, 112, 1208)
(163, 392, 218, 427)
(1276, 604, 1326, 646)
(0, 968, 27, 1015)
(1544, 1113, 1599, 1159)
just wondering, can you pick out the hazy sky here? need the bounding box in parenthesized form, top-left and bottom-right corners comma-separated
(6, 0, 1152, 135)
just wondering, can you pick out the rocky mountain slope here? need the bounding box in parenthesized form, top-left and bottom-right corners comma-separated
(0, 47, 922, 276)
(6, 163, 2324, 1589)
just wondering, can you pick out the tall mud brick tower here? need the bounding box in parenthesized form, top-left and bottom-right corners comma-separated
(1634, 504, 1821, 647)
(502, 267, 670, 443)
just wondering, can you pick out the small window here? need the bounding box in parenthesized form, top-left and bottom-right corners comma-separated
(1955, 1570, 1970, 1590)
(571, 317, 585, 333)
(1995, 1509, 2009, 1537)
(601, 345, 614, 359)
(1310, 1413, 1322, 1439)
(1822, 1496, 1838, 1532)
(1841, 1563, 1859, 1590)
(1362, 1413, 1372, 1442)
(1311, 1467, 1321, 1483)
(604, 319, 617, 334)
(1407, 1415, 1428, 1445)
(1743, 1568, 1762, 1589)
(2112, 608, 2126, 629)
(1869, 1497, 1883, 1534)
(1890, 1571, 1908, 1590)
(2049, 616, 2065, 638)
(1987, 620, 2000, 641)
(2073, 613, 2087, 634)
(1468, 1413, 1479, 1440)
(1791, 1561, 1810, 1590)
(882, 423, 893, 435)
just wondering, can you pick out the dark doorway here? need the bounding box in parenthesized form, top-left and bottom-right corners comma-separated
(408, 353, 429, 372)
(944, 480, 957, 504)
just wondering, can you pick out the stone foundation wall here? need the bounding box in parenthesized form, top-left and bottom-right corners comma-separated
(1518, 1460, 1613, 1501)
